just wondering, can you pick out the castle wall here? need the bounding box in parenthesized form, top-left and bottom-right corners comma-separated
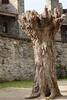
(55, 42, 67, 67)
(46, 0, 59, 10)
(0, 36, 35, 81)
(18, 0, 24, 14)
(0, 0, 67, 81)
(0, 16, 19, 36)
(55, 42, 67, 78)
(0, 0, 35, 81)
(0, 0, 18, 14)
(55, 28, 67, 78)
(0, 0, 27, 39)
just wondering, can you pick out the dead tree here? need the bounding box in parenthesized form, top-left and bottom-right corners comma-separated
(19, 8, 64, 99)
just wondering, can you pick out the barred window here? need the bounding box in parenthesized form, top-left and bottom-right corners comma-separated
(2, 0, 9, 4)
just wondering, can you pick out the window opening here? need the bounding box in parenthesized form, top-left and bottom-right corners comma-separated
(2, 0, 9, 4)
(2, 22, 8, 33)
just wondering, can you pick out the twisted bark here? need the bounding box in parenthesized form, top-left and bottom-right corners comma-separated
(19, 8, 65, 99)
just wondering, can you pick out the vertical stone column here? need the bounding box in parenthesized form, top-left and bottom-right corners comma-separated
(18, 0, 29, 38)
(18, 0, 27, 38)
(46, 0, 59, 11)
(18, 0, 24, 15)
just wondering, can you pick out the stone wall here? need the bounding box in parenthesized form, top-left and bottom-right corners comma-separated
(0, 36, 35, 82)
(46, 0, 59, 10)
(0, 16, 19, 36)
(18, 0, 24, 14)
(0, 0, 35, 82)
(0, 0, 18, 14)
(55, 42, 67, 78)
(0, 0, 67, 81)
(54, 28, 67, 78)
(0, 0, 27, 39)
(55, 42, 67, 67)
(0, 0, 24, 14)
(0, 35, 67, 81)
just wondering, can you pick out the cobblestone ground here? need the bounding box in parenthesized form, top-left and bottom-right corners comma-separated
(0, 80, 67, 100)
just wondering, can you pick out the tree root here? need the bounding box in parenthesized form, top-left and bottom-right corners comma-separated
(25, 92, 62, 100)
(25, 92, 40, 99)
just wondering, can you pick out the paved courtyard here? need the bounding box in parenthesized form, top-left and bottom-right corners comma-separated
(0, 80, 67, 100)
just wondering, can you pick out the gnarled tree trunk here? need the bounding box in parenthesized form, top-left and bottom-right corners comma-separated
(19, 8, 64, 99)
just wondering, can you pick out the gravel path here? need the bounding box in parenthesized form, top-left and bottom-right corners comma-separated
(0, 81, 67, 100)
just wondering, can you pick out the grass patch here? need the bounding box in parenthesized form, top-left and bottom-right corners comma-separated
(0, 80, 33, 89)
(0, 79, 67, 89)
(58, 77, 67, 80)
